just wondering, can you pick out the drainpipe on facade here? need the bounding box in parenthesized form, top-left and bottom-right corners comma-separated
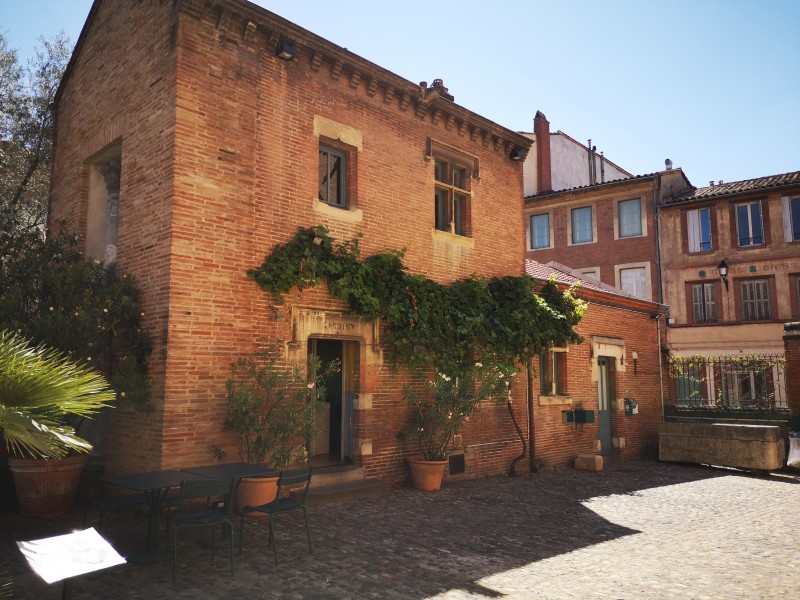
(655, 313, 665, 422)
(527, 358, 538, 472)
(653, 177, 664, 304)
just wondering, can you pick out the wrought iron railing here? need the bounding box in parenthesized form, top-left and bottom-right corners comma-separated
(665, 354, 788, 419)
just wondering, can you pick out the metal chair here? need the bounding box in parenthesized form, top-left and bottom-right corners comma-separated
(238, 466, 313, 565)
(171, 477, 236, 583)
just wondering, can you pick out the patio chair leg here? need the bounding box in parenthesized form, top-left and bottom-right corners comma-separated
(238, 515, 246, 556)
(303, 507, 312, 554)
(228, 523, 234, 575)
(173, 527, 178, 584)
(269, 517, 278, 565)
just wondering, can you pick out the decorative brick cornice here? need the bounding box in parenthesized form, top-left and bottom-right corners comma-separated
(182, 0, 531, 157)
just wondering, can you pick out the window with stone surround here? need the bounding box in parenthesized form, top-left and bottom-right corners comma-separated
(429, 139, 477, 237)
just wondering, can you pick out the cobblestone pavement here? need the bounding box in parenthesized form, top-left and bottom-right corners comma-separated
(2, 460, 799, 599)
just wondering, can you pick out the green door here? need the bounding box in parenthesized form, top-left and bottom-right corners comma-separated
(597, 357, 613, 455)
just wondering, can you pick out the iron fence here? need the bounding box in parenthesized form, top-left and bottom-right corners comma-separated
(666, 354, 787, 411)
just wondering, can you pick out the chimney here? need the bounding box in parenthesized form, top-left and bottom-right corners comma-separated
(534, 111, 552, 193)
(709, 181, 714, 186)
(665, 158, 673, 170)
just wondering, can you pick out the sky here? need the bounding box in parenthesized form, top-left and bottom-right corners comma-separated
(2, 0, 799, 187)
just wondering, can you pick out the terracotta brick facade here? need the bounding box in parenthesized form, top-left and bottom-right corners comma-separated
(529, 285, 666, 470)
(50, 0, 534, 482)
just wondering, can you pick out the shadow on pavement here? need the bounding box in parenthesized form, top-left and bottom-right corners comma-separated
(0, 459, 753, 599)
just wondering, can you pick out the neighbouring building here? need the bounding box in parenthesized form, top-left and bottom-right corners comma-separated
(657, 171, 800, 408)
(524, 165, 694, 303)
(526, 261, 666, 468)
(48, 0, 534, 483)
(522, 111, 631, 197)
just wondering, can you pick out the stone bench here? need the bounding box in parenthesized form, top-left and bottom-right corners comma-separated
(659, 422, 784, 471)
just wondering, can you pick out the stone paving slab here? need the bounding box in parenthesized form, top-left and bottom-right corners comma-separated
(1, 460, 798, 599)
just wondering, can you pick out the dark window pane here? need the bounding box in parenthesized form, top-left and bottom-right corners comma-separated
(737, 204, 750, 246)
(435, 189, 449, 231)
(791, 198, 800, 241)
(750, 203, 763, 244)
(699, 208, 712, 250)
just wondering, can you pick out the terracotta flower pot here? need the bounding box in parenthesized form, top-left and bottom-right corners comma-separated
(9, 454, 89, 518)
(407, 458, 447, 492)
(235, 475, 279, 517)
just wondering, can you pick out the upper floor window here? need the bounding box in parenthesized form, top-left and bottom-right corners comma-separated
(530, 213, 550, 249)
(319, 145, 347, 208)
(434, 157, 471, 236)
(571, 206, 593, 244)
(691, 282, 717, 323)
(619, 266, 647, 300)
(736, 201, 763, 247)
(782, 196, 800, 242)
(687, 207, 712, 252)
(741, 279, 770, 320)
(618, 198, 642, 238)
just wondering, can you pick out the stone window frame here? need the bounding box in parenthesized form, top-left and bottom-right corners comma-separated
(614, 197, 647, 240)
(427, 139, 478, 238)
(568, 204, 596, 246)
(614, 262, 651, 301)
(528, 212, 552, 250)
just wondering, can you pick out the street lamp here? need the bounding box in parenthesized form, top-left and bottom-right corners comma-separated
(717, 259, 729, 291)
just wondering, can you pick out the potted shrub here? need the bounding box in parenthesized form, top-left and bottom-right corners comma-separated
(223, 340, 336, 512)
(400, 362, 510, 491)
(0, 330, 115, 517)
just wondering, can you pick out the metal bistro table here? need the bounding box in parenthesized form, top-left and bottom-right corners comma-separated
(102, 469, 206, 565)
(180, 463, 279, 549)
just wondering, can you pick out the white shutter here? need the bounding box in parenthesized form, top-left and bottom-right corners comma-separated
(687, 209, 700, 252)
(782, 196, 793, 242)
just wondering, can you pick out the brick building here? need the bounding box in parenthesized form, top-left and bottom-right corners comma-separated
(49, 0, 534, 483)
(526, 261, 666, 468)
(657, 172, 800, 409)
(524, 165, 693, 303)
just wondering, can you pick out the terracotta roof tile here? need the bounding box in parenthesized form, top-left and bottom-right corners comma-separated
(665, 170, 800, 205)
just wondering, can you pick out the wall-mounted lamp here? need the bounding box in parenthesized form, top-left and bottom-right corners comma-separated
(275, 41, 297, 61)
(509, 147, 527, 161)
(717, 259, 729, 290)
(273, 307, 284, 320)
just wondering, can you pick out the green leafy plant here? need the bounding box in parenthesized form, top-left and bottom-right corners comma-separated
(248, 226, 586, 376)
(0, 330, 116, 458)
(400, 363, 515, 461)
(0, 231, 153, 410)
(224, 340, 339, 467)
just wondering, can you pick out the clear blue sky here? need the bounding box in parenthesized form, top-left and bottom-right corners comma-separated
(2, 0, 798, 187)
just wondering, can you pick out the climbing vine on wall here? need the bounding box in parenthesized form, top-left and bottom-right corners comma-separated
(248, 225, 586, 376)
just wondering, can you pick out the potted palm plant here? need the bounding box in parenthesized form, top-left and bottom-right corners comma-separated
(0, 330, 115, 517)
(400, 363, 510, 491)
(223, 340, 336, 512)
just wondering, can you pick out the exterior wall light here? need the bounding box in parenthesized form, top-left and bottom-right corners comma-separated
(717, 259, 729, 290)
(509, 147, 527, 161)
(276, 41, 297, 61)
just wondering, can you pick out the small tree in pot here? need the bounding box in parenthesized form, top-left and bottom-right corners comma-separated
(223, 340, 337, 511)
(400, 362, 512, 491)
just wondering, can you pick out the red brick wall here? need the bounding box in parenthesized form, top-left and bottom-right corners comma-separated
(531, 299, 665, 470)
(49, 0, 179, 473)
(50, 0, 531, 481)
(784, 323, 800, 417)
(525, 180, 660, 302)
